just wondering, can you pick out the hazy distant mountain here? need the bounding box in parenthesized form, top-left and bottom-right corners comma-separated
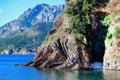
(0, 4, 65, 53)
(0, 22, 53, 53)
(0, 4, 65, 38)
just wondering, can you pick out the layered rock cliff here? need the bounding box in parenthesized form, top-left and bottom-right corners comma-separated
(27, 0, 120, 70)
(26, 0, 103, 69)
(26, 14, 90, 69)
(103, 0, 120, 70)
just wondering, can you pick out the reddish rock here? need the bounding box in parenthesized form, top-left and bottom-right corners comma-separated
(26, 35, 90, 70)
(26, 14, 90, 70)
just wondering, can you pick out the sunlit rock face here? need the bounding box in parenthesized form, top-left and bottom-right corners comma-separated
(26, 0, 120, 70)
(0, 4, 65, 38)
(104, 23, 120, 70)
(105, 0, 120, 13)
(103, 0, 120, 70)
(30, 35, 89, 69)
(26, 14, 90, 70)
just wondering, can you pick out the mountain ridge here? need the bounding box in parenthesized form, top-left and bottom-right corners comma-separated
(0, 3, 65, 54)
(0, 4, 65, 38)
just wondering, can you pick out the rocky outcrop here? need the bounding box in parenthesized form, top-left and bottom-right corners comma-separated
(26, 35, 89, 69)
(26, 14, 90, 70)
(104, 11, 120, 70)
(104, 36, 120, 70)
(88, 12, 107, 62)
(103, 0, 120, 70)
(104, 0, 120, 13)
(27, 35, 90, 69)
(26, 0, 120, 70)
(1, 49, 35, 55)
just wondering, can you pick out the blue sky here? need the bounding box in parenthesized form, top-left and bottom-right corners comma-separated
(0, 0, 65, 26)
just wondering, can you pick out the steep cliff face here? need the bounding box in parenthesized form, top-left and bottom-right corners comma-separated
(29, 35, 89, 69)
(105, 0, 120, 13)
(26, 14, 90, 69)
(27, 0, 120, 70)
(104, 34, 120, 70)
(88, 12, 107, 62)
(26, 0, 105, 69)
(103, 2, 120, 70)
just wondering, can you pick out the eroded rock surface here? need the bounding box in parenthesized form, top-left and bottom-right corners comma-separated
(26, 14, 90, 70)
(104, 32, 120, 70)
(26, 0, 120, 70)
(104, 4, 120, 70)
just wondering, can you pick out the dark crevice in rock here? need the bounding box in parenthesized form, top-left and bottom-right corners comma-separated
(87, 12, 108, 62)
(47, 62, 63, 68)
(55, 39, 68, 59)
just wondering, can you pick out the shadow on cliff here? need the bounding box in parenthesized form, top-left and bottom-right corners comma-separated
(86, 12, 109, 63)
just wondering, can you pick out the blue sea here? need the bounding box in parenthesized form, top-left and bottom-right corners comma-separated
(0, 54, 120, 80)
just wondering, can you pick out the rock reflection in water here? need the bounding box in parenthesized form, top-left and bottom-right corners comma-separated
(103, 70, 120, 80)
(36, 68, 120, 80)
(36, 69, 104, 80)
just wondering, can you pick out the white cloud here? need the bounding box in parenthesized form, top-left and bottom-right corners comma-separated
(0, 8, 2, 13)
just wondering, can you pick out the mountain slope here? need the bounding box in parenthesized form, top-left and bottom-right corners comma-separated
(0, 23, 53, 53)
(0, 4, 64, 54)
(0, 4, 65, 38)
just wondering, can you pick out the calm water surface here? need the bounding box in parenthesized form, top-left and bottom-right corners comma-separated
(0, 54, 120, 80)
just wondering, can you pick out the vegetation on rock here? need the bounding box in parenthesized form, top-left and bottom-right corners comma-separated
(101, 13, 115, 27)
(65, 0, 96, 35)
(0, 23, 53, 53)
(103, 0, 120, 70)
(26, 0, 120, 70)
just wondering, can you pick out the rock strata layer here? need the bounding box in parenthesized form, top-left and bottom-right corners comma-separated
(27, 0, 120, 70)
(26, 14, 90, 70)
(103, 0, 120, 70)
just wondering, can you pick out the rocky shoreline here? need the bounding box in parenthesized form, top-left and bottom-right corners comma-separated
(1, 49, 36, 55)
(26, 0, 120, 71)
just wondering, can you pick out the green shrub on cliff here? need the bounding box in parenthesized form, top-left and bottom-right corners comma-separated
(105, 32, 113, 46)
(0, 23, 53, 52)
(113, 27, 120, 38)
(43, 27, 67, 45)
(65, 0, 98, 44)
(105, 27, 120, 46)
(101, 13, 115, 27)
